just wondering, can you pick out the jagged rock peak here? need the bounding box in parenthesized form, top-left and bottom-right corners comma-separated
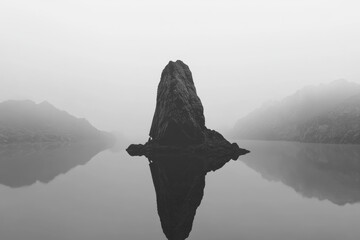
(149, 60, 206, 145)
(160, 60, 195, 86)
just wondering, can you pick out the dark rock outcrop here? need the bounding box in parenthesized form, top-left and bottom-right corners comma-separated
(150, 60, 205, 145)
(127, 60, 248, 157)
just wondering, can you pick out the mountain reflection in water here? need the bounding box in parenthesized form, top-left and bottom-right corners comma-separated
(0, 141, 110, 188)
(240, 141, 360, 206)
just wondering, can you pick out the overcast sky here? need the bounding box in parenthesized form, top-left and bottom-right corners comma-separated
(1, 0, 360, 138)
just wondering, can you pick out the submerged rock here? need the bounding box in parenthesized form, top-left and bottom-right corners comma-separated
(127, 60, 249, 157)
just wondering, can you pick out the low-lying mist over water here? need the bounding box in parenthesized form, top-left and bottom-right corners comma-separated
(2, 0, 360, 239)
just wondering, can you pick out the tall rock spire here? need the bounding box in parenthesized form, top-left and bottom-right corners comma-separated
(150, 60, 205, 145)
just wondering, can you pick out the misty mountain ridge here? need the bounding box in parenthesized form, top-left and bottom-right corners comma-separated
(0, 100, 113, 144)
(233, 79, 360, 144)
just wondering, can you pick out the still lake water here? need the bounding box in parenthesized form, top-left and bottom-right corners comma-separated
(1, 140, 360, 240)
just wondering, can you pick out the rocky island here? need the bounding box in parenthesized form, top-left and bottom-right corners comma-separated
(127, 60, 248, 162)
(126, 60, 249, 240)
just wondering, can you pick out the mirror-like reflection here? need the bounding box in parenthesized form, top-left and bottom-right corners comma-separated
(146, 152, 239, 240)
(240, 141, 360, 205)
(0, 141, 111, 188)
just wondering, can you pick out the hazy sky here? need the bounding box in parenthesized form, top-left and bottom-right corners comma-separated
(1, 0, 360, 138)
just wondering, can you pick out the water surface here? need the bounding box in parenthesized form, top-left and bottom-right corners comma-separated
(1, 140, 360, 240)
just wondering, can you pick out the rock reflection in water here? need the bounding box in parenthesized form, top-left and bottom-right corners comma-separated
(145, 152, 241, 240)
(0, 141, 111, 188)
(241, 141, 360, 205)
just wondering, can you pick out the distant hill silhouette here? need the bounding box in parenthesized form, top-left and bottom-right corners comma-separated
(233, 80, 360, 143)
(0, 100, 114, 144)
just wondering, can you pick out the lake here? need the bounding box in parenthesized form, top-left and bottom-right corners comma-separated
(0, 140, 360, 240)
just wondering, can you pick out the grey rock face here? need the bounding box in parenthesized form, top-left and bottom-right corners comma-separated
(149, 60, 206, 145)
(127, 60, 249, 158)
